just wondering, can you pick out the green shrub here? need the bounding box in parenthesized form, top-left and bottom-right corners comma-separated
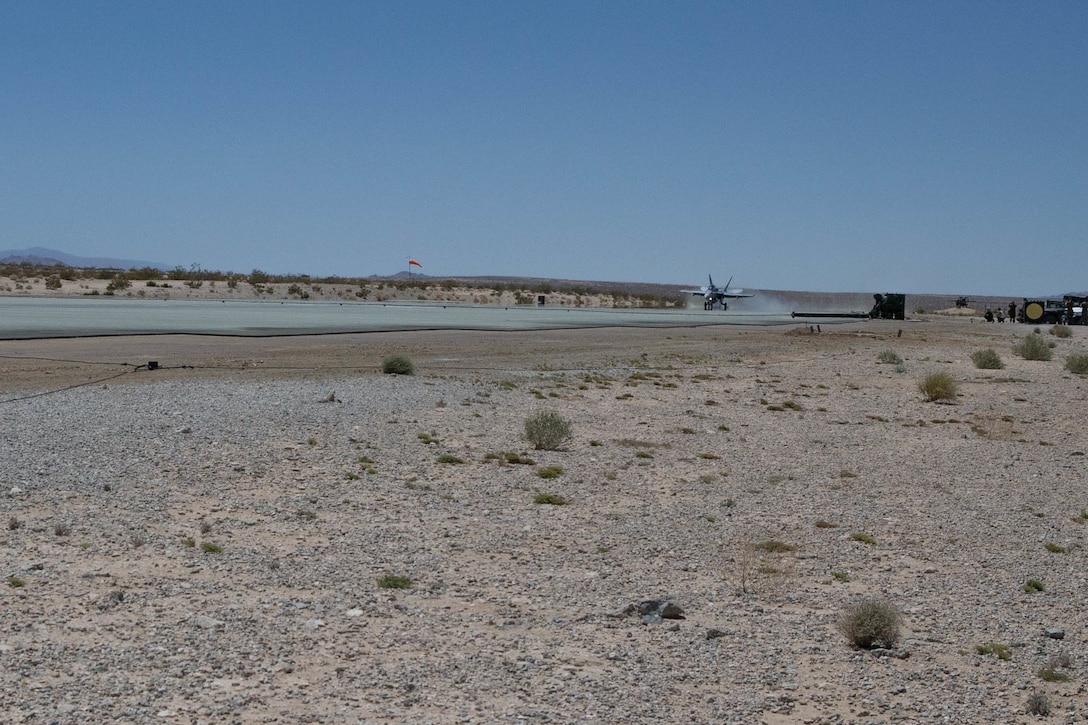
(837, 598, 903, 649)
(754, 540, 796, 553)
(382, 355, 415, 375)
(524, 411, 573, 451)
(536, 465, 563, 479)
(1023, 579, 1045, 593)
(877, 350, 903, 365)
(970, 349, 1004, 370)
(436, 454, 465, 464)
(378, 574, 412, 589)
(976, 642, 1012, 660)
(1050, 324, 1072, 338)
(1065, 353, 1088, 375)
(918, 372, 958, 402)
(1014, 333, 1053, 361)
(201, 542, 222, 554)
(533, 492, 568, 505)
(1038, 668, 1070, 682)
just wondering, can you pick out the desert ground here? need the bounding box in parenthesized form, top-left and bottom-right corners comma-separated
(2, 297, 1087, 723)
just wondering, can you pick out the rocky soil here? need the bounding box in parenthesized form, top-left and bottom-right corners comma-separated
(2, 317, 1087, 724)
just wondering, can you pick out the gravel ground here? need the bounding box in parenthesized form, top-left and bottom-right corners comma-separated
(2, 317, 1087, 724)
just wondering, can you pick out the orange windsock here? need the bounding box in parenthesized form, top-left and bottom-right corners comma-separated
(408, 259, 422, 268)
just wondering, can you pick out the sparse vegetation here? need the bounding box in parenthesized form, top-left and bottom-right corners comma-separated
(976, 642, 1012, 660)
(8, 516, 21, 531)
(536, 465, 563, 479)
(524, 410, 573, 451)
(1044, 542, 1066, 553)
(1023, 578, 1045, 593)
(1014, 332, 1053, 361)
(1050, 324, 1072, 338)
(1037, 668, 1070, 683)
(201, 542, 222, 554)
(970, 348, 1004, 369)
(382, 355, 416, 375)
(877, 350, 903, 365)
(533, 492, 568, 505)
(851, 532, 877, 545)
(7, 576, 26, 588)
(1065, 353, 1088, 375)
(837, 598, 903, 649)
(918, 371, 958, 402)
(1025, 691, 1051, 716)
(378, 573, 412, 589)
(436, 454, 466, 464)
(754, 539, 796, 553)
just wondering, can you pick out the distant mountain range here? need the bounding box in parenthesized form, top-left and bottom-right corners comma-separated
(0, 246, 169, 270)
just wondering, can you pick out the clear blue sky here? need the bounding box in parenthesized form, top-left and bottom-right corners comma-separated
(2, 1, 1085, 295)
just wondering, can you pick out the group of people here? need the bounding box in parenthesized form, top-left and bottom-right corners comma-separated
(983, 302, 1018, 323)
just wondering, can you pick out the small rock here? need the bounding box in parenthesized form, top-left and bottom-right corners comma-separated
(706, 629, 726, 640)
(192, 614, 225, 629)
(637, 599, 685, 624)
(1044, 628, 1065, 640)
(303, 618, 325, 630)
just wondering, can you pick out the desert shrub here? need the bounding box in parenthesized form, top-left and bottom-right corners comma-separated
(837, 598, 903, 649)
(1025, 691, 1051, 716)
(970, 349, 1004, 370)
(436, 454, 465, 464)
(536, 465, 563, 479)
(382, 355, 415, 375)
(378, 574, 412, 589)
(976, 642, 1012, 660)
(533, 492, 567, 505)
(1038, 668, 1070, 683)
(524, 411, 573, 451)
(1023, 578, 1045, 593)
(1014, 332, 1053, 361)
(877, 350, 902, 365)
(754, 539, 796, 553)
(201, 542, 222, 554)
(1050, 324, 1072, 338)
(1065, 353, 1088, 375)
(918, 372, 958, 402)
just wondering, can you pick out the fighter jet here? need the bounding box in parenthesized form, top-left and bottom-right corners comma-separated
(682, 275, 754, 311)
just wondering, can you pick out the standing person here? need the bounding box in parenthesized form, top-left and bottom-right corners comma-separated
(1008, 301, 1016, 323)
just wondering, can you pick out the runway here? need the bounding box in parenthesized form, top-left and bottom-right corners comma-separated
(0, 296, 821, 339)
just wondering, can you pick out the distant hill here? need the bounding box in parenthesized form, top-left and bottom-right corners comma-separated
(0, 246, 169, 270)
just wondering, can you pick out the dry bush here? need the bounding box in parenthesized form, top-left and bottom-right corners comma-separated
(837, 598, 903, 649)
(1066, 353, 1088, 375)
(970, 349, 1004, 370)
(1014, 333, 1053, 361)
(382, 355, 415, 375)
(918, 372, 958, 401)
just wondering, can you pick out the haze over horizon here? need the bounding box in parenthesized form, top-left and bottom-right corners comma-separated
(3, 2, 1085, 296)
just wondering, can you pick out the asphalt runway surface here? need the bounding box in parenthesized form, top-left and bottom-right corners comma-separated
(0, 297, 815, 340)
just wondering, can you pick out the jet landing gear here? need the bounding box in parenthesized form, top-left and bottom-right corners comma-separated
(704, 299, 727, 311)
